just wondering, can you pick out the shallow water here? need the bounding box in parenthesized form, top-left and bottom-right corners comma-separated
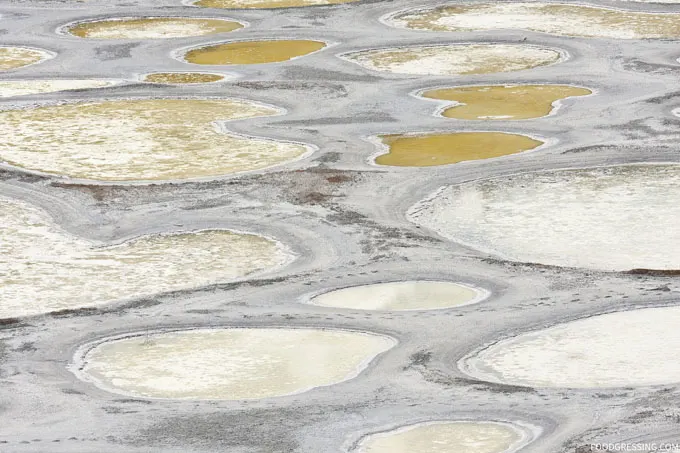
(0, 46, 51, 71)
(422, 85, 592, 120)
(376, 132, 543, 167)
(194, 0, 356, 8)
(310, 281, 486, 311)
(183, 40, 326, 65)
(408, 165, 680, 271)
(0, 197, 290, 319)
(66, 17, 243, 39)
(0, 99, 309, 181)
(357, 421, 525, 453)
(461, 306, 680, 388)
(142, 72, 224, 84)
(77, 328, 395, 399)
(344, 44, 561, 75)
(389, 3, 680, 39)
(0, 79, 120, 97)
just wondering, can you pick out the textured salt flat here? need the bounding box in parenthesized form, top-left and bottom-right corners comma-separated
(420, 85, 592, 120)
(409, 165, 680, 271)
(193, 0, 357, 8)
(0, 46, 52, 71)
(65, 17, 243, 39)
(461, 306, 680, 388)
(388, 3, 680, 39)
(309, 281, 487, 311)
(75, 328, 395, 399)
(343, 44, 562, 76)
(0, 99, 310, 181)
(357, 421, 526, 453)
(0, 79, 120, 97)
(0, 196, 291, 319)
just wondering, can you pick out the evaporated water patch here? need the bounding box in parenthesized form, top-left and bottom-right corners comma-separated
(0, 46, 53, 71)
(0, 99, 310, 181)
(421, 85, 592, 120)
(309, 281, 488, 311)
(356, 421, 531, 453)
(0, 196, 291, 319)
(193, 0, 357, 8)
(461, 306, 680, 388)
(408, 164, 680, 271)
(343, 44, 562, 76)
(65, 17, 243, 39)
(388, 3, 680, 39)
(142, 72, 225, 84)
(182, 40, 326, 65)
(0, 79, 121, 97)
(74, 328, 396, 400)
(375, 132, 543, 167)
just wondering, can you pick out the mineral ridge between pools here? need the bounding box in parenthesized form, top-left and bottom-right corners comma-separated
(0, 79, 121, 97)
(75, 328, 396, 400)
(0, 99, 310, 181)
(420, 85, 592, 120)
(65, 17, 243, 39)
(0, 46, 52, 71)
(343, 44, 562, 76)
(0, 197, 292, 319)
(375, 132, 544, 167)
(182, 40, 327, 65)
(309, 281, 488, 311)
(388, 3, 680, 39)
(356, 421, 529, 453)
(408, 165, 680, 271)
(460, 306, 680, 388)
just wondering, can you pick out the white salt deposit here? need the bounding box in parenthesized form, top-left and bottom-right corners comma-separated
(0, 196, 292, 319)
(74, 328, 396, 399)
(408, 165, 680, 271)
(343, 44, 562, 76)
(0, 79, 120, 97)
(461, 306, 680, 388)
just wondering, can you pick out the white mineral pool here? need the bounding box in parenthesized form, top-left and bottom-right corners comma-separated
(310, 281, 488, 311)
(64, 17, 243, 39)
(460, 306, 680, 388)
(0, 79, 121, 97)
(0, 196, 292, 319)
(0, 98, 310, 181)
(408, 164, 680, 271)
(342, 44, 562, 76)
(0, 46, 53, 71)
(74, 328, 396, 400)
(387, 3, 680, 39)
(356, 420, 532, 453)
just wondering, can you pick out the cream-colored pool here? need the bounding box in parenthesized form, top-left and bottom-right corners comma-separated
(343, 44, 562, 76)
(75, 328, 396, 399)
(65, 17, 243, 39)
(0, 196, 291, 319)
(310, 281, 488, 311)
(408, 165, 680, 271)
(357, 421, 529, 453)
(461, 306, 680, 388)
(0, 79, 121, 97)
(0, 99, 310, 181)
(0, 46, 52, 71)
(388, 3, 680, 39)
